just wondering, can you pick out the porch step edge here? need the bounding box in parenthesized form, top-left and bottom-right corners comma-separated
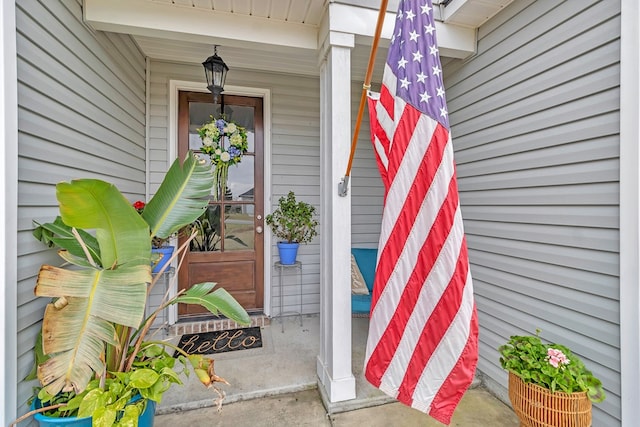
(320, 374, 483, 415)
(155, 382, 317, 415)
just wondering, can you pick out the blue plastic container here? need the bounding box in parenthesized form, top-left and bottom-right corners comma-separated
(277, 242, 300, 265)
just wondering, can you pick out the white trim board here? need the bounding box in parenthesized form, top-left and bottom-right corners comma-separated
(1, 0, 18, 423)
(619, 0, 640, 425)
(167, 80, 273, 323)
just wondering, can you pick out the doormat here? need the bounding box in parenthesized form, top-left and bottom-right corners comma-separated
(175, 327, 262, 356)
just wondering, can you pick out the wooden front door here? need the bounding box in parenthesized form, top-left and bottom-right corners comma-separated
(177, 91, 264, 318)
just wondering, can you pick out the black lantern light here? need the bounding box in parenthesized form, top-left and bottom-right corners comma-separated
(202, 45, 229, 103)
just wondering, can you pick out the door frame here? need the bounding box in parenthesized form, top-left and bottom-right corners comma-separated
(168, 79, 273, 323)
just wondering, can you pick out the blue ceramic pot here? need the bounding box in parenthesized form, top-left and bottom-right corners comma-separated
(151, 246, 175, 273)
(277, 242, 300, 265)
(32, 395, 156, 427)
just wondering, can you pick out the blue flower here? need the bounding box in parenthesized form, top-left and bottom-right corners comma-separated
(228, 146, 241, 158)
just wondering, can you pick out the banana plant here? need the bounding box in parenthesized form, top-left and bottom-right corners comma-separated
(29, 152, 250, 423)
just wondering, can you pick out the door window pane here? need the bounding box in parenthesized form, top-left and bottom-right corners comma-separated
(189, 102, 219, 151)
(223, 105, 255, 152)
(189, 205, 222, 252)
(225, 204, 255, 250)
(226, 157, 254, 201)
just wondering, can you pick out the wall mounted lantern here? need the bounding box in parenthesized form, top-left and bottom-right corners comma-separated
(202, 45, 229, 103)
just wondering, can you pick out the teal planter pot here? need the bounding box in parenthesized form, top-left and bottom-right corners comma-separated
(151, 245, 175, 273)
(33, 408, 90, 427)
(32, 395, 156, 427)
(277, 242, 300, 265)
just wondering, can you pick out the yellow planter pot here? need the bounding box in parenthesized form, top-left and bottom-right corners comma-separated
(508, 372, 592, 427)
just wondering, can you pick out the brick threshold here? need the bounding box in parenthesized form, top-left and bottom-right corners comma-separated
(166, 314, 271, 337)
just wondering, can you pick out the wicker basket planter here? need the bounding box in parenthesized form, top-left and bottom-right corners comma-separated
(508, 372, 592, 427)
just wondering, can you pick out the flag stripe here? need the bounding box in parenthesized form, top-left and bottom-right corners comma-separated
(396, 227, 469, 403)
(377, 205, 466, 401)
(367, 94, 390, 188)
(368, 104, 428, 311)
(386, 102, 420, 185)
(411, 272, 476, 413)
(427, 288, 478, 422)
(378, 78, 396, 134)
(365, 121, 453, 384)
(372, 194, 465, 398)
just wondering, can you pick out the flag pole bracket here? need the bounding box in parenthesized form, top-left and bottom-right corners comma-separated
(339, 176, 350, 197)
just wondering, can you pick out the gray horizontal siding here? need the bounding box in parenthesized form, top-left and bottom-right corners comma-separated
(15, 0, 146, 420)
(446, 0, 621, 425)
(149, 60, 322, 316)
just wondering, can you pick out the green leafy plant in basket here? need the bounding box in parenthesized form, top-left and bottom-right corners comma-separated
(16, 152, 250, 427)
(498, 330, 605, 402)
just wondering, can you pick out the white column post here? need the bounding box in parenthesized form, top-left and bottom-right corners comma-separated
(1, 0, 18, 424)
(317, 30, 356, 403)
(620, 0, 640, 425)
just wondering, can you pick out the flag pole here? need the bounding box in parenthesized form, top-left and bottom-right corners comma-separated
(339, 0, 389, 197)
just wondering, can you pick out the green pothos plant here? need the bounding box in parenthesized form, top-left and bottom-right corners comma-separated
(14, 152, 250, 427)
(498, 330, 605, 402)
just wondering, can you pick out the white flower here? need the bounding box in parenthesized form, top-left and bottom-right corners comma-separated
(226, 123, 237, 133)
(215, 148, 222, 155)
(202, 137, 214, 147)
(220, 152, 231, 162)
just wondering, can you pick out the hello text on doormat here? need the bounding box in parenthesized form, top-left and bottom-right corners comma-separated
(175, 327, 263, 355)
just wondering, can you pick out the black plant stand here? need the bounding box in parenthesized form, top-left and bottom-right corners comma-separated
(273, 261, 303, 333)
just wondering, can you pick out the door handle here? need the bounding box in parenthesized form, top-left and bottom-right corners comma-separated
(256, 226, 263, 234)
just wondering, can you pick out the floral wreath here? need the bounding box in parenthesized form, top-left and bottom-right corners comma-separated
(198, 116, 248, 199)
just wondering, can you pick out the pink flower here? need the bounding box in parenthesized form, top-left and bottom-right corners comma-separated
(546, 348, 570, 368)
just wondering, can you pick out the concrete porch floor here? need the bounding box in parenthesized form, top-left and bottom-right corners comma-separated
(155, 315, 519, 426)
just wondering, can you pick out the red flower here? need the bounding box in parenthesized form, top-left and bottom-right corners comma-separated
(133, 201, 146, 211)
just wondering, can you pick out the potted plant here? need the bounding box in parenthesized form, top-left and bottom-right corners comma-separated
(15, 152, 250, 427)
(498, 330, 606, 427)
(265, 191, 319, 265)
(133, 200, 182, 274)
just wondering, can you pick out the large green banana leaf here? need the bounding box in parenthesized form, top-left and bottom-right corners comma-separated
(173, 282, 251, 325)
(35, 262, 150, 394)
(33, 217, 102, 265)
(142, 152, 214, 239)
(56, 179, 150, 268)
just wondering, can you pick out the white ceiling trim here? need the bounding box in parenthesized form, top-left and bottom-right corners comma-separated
(84, 0, 320, 51)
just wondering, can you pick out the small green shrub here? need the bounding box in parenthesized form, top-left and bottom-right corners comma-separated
(265, 191, 318, 244)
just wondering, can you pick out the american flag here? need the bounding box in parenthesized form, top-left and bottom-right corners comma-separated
(364, 0, 478, 424)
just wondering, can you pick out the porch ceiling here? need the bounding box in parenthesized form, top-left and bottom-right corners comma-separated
(84, 0, 511, 78)
(142, 0, 513, 29)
